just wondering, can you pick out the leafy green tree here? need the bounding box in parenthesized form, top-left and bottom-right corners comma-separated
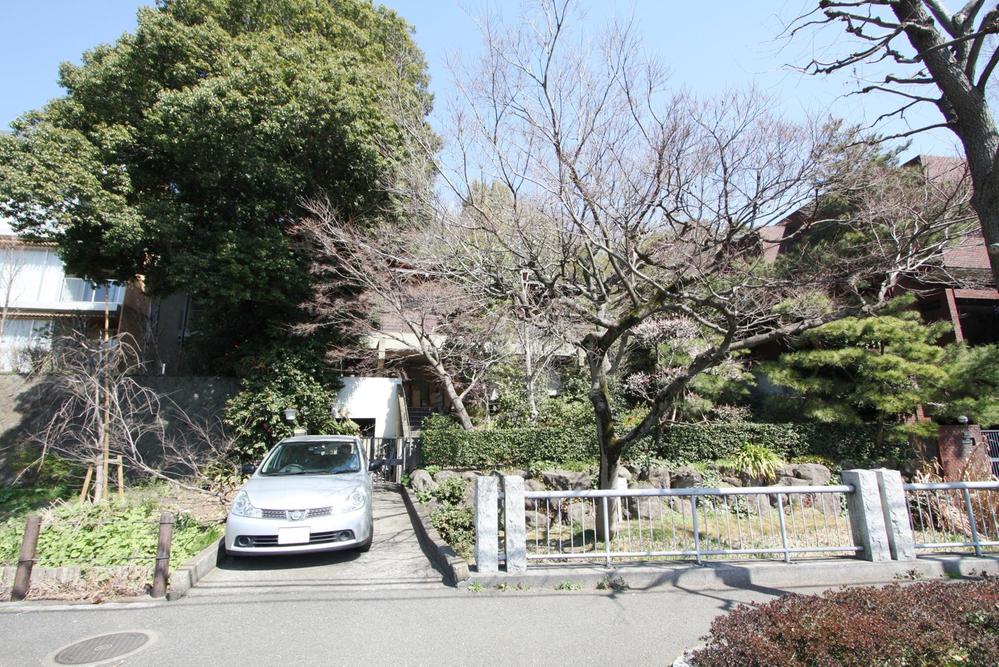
(0, 0, 432, 371)
(761, 307, 999, 440)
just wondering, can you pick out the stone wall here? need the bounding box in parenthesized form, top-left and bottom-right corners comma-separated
(0, 374, 236, 483)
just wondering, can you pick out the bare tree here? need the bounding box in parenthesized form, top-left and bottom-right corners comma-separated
(294, 201, 514, 430)
(788, 0, 999, 284)
(24, 331, 236, 501)
(400, 1, 975, 537)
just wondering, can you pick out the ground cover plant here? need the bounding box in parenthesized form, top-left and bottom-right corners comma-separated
(0, 499, 221, 568)
(417, 476, 474, 561)
(692, 579, 999, 666)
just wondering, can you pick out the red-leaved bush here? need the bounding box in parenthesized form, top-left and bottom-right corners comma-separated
(692, 579, 999, 666)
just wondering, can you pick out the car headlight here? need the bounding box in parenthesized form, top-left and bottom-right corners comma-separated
(230, 490, 262, 518)
(338, 487, 367, 513)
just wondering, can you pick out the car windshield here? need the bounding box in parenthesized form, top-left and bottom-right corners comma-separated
(259, 441, 361, 476)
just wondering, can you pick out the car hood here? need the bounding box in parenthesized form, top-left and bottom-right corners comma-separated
(242, 473, 367, 510)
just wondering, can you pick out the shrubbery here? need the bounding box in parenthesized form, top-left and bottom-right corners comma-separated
(0, 500, 222, 568)
(692, 579, 999, 666)
(420, 414, 902, 469)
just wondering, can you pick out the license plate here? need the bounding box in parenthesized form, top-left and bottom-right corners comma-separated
(277, 527, 310, 545)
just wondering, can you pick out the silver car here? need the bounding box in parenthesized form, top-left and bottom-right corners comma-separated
(225, 435, 381, 556)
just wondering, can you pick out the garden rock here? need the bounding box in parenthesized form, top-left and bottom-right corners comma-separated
(525, 478, 546, 510)
(721, 476, 743, 487)
(778, 463, 832, 486)
(410, 469, 437, 494)
(671, 466, 703, 488)
(625, 481, 661, 520)
(647, 467, 671, 488)
(460, 471, 480, 483)
(525, 510, 550, 530)
(617, 467, 632, 481)
(433, 470, 458, 484)
(542, 470, 592, 491)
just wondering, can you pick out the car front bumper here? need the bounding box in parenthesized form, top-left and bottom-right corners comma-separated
(225, 508, 372, 555)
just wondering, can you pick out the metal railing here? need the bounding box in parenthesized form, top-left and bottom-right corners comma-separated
(524, 485, 857, 566)
(903, 481, 999, 557)
(984, 430, 999, 477)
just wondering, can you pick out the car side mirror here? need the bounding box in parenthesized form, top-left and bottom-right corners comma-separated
(369, 458, 386, 471)
(241, 463, 257, 475)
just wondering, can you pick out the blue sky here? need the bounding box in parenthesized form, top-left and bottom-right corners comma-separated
(0, 0, 961, 158)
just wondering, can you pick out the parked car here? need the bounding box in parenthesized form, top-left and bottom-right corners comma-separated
(225, 435, 383, 556)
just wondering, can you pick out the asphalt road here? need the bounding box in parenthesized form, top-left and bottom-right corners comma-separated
(0, 485, 834, 665)
(1, 583, 835, 666)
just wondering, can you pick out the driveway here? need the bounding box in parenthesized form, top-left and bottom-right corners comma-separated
(185, 483, 445, 600)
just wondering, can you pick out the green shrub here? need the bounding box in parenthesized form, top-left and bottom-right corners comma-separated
(731, 443, 783, 483)
(429, 505, 474, 561)
(791, 454, 839, 470)
(421, 416, 897, 469)
(224, 350, 357, 463)
(418, 476, 468, 507)
(0, 500, 222, 568)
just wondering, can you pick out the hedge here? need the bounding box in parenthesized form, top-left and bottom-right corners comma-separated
(419, 415, 905, 469)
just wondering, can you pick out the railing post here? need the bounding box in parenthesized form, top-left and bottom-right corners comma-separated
(776, 494, 791, 563)
(503, 476, 527, 573)
(841, 470, 892, 562)
(10, 515, 41, 601)
(690, 496, 701, 565)
(875, 469, 916, 561)
(962, 487, 983, 557)
(601, 496, 612, 568)
(474, 476, 499, 573)
(151, 512, 173, 598)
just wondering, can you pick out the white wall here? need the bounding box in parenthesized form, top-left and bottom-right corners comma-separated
(1, 244, 124, 312)
(335, 377, 404, 439)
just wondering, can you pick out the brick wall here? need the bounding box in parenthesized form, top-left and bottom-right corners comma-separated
(938, 424, 991, 481)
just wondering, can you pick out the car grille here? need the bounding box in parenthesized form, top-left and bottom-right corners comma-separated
(234, 530, 355, 548)
(260, 507, 332, 520)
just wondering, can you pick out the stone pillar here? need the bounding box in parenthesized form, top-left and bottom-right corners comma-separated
(938, 424, 990, 481)
(875, 469, 915, 561)
(841, 469, 892, 562)
(503, 476, 527, 573)
(474, 476, 499, 573)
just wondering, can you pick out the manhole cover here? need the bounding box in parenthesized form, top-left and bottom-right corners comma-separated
(50, 631, 156, 666)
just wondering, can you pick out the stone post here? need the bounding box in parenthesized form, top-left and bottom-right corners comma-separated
(503, 476, 527, 573)
(841, 469, 892, 562)
(474, 476, 499, 573)
(875, 469, 916, 561)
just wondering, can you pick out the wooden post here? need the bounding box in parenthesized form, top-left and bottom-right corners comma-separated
(116, 456, 125, 501)
(79, 466, 94, 503)
(151, 512, 173, 598)
(10, 515, 41, 601)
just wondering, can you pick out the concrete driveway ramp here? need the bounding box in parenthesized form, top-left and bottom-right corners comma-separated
(187, 484, 444, 600)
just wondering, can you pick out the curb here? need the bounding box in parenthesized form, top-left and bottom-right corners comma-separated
(399, 485, 470, 585)
(166, 536, 225, 601)
(466, 554, 999, 591)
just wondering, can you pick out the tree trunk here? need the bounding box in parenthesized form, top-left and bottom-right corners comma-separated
(523, 325, 539, 423)
(440, 374, 475, 430)
(587, 343, 622, 540)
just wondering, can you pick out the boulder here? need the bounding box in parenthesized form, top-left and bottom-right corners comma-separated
(721, 476, 743, 487)
(460, 471, 480, 483)
(542, 470, 592, 491)
(647, 467, 671, 489)
(616, 467, 633, 481)
(525, 510, 550, 531)
(433, 470, 458, 484)
(778, 463, 832, 486)
(525, 478, 546, 511)
(410, 469, 437, 494)
(624, 481, 662, 520)
(671, 466, 703, 489)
